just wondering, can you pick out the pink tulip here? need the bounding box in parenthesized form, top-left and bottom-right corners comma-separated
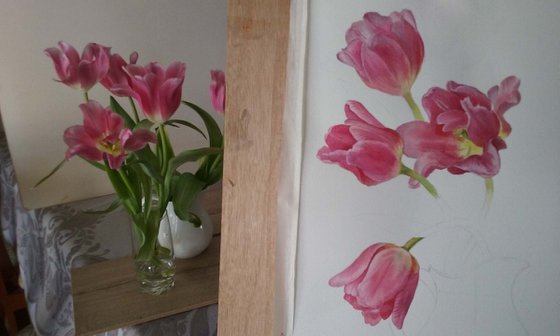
(396, 77, 520, 184)
(210, 70, 225, 113)
(329, 241, 421, 329)
(337, 9, 424, 96)
(100, 51, 139, 96)
(64, 100, 156, 169)
(45, 41, 110, 91)
(113, 62, 186, 123)
(317, 101, 403, 186)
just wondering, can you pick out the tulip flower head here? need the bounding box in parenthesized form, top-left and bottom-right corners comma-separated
(329, 239, 422, 329)
(63, 100, 156, 169)
(114, 62, 186, 123)
(100, 51, 139, 96)
(45, 41, 110, 92)
(337, 10, 424, 97)
(397, 76, 521, 185)
(210, 70, 225, 113)
(317, 101, 403, 186)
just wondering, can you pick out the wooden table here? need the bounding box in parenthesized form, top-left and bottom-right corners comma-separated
(72, 188, 222, 336)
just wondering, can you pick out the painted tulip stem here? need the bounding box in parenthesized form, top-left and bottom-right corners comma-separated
(403, 92, 425, 121)
(129, 97, 140, 123)
(83, 90, 89, 102)
(485, 177, 494, 207)
(402, 236, 424, 251)
(400, 164, 439, 198)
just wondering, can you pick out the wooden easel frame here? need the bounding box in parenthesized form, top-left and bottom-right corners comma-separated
(218, 1, 303, 335)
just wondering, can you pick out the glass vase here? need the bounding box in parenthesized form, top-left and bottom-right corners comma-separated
(131, 197, 176, 295)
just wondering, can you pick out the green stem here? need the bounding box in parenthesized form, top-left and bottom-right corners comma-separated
(400, 164, 439, 198)
(485, 177, 494, 207)
(402, 237, 424, 251)
(83, 90, 89, 102)
(129, 97, 140, 123)
(117, 168, 140, 211)
(403, 92, 425, 121)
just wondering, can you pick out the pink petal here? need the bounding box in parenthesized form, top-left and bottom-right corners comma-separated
(63, 126, 102, 161)
(422, 87, 463, 123)
(58, 41, 80, 66)
(210, 70, 226, 113)
(397, 121, 461, 161)
(361, 35, 412, 95)
(391, 259, 419, 329)
(106, 153, 126, 170)
(316, 147, 376, 186)
(447, 81, 491, 109)
(436, 109, 468, 132)
(461, 98, 500, 146)
(158, 77, 184, 121)
(349, 125, 401, 150)
(77, 60, 99, 91)
(124, 129, 157, 151)
(355, 247, 413, 308)
(323, 125, 355, 150)
(362, 309, 383, 326)
(344, 100, 384, 128)
(329, 243, 388, 287)
(487, 76, 521, 137)
(346, 140, 401, 183)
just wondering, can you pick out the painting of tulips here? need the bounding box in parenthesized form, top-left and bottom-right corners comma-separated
(293, 1, 560, 335)
(318, 7, 522, 330)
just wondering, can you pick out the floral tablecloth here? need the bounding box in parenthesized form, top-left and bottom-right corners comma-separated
(0, 121, 217, 335)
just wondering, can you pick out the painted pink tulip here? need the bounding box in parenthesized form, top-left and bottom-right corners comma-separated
(45, 41, 110, 91)
(337, 9, 424, 96)
(396, 76, 520, 184)
(210, 70, 225, 113)
(329, 242, 420, 329)
(100, 51, 139, 96)
(64, 100, 156, 169)
(317, 101, 403, 186)
(112, 62, 186, 123)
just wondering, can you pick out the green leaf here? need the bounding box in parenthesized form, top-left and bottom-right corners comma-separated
(164, 119, 207, 139)
(34, 158, 66, 188)
(85, 159, 107, 171)
(82, 198, 122, 214)
(162, 147, 222, 203)
(134, 119, 154, 130)
(110, 96, 136, 128)
(182, 101, 223, 147)
(171, 173, 206, 222)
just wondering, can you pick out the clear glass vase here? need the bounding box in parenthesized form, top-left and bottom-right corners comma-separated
(131, 195, 176, 295)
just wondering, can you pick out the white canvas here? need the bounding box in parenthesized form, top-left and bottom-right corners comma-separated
(294, 1, 560, 335)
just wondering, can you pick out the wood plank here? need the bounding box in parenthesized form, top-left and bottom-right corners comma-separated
(219, 1, 291, 335)
(72, 237, 220, 336)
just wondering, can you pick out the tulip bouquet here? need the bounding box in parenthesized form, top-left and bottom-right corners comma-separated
(322, 9, 521, 329)
(39, 41, 225, 293)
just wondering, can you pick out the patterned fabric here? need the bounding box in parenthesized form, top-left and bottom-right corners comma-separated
(0, 121, 217, 336)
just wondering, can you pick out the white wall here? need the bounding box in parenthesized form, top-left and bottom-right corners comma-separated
(0, 0, 226, 209)
(295, 0, 560, 335)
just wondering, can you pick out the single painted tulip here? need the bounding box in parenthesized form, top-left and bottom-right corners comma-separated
(64, 100, 156, 169)
(337, 9, 424, 96)
(114, 62, 186, 123)
(45, 41, 110, 91)
(210, 70, 225, 113)
(100, 51, 139, 96)
(329, 239, 422, 329)
(317, 101, 403, 186)
(396, 76, 520, 184)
